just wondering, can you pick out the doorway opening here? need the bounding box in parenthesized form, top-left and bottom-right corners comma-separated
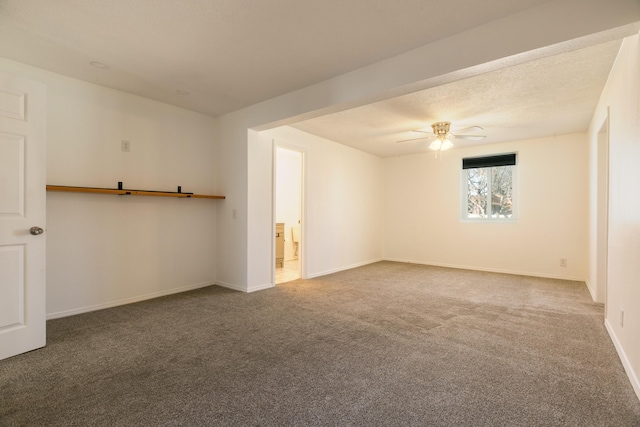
(596, 110, 610, 312)
(274, 145, 303, 284)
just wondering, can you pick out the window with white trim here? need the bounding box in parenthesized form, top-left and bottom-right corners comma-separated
(462, 153, 517, 220)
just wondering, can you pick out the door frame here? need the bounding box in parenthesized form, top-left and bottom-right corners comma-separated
(596, 108, 610, 312)
(272, 140, 307, 285)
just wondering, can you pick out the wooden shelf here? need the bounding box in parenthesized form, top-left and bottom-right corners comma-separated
(46, 185, 225, 199)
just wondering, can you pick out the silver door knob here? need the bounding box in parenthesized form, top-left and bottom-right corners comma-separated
(30, 226, 44, 235)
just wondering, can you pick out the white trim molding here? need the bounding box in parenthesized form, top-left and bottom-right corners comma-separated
(605, 319, 640, 401)
(305, 258, 383, 279)
(383, 258, 587, 283)
(47, 281, 216, 320)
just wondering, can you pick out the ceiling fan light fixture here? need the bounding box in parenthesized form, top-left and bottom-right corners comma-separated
(429, 122, 454, 151)
(397, 121, 486, 152)
(429, 136, 453, 151)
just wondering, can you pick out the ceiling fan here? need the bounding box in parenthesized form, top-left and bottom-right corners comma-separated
(398, 121, 486, 151)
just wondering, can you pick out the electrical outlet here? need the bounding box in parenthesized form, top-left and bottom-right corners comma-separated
(121, 140, 131, 152)
(620, 308, 624, 328)
(560, 258, 567, 267)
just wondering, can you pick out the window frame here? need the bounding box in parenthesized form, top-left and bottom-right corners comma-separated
(460, 153, 518, 222)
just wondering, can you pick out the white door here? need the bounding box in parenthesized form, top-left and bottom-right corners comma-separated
(0, 70, 46, 360)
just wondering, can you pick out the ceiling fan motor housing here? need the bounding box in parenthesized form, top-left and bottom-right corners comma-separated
(432, 121, 451, 136)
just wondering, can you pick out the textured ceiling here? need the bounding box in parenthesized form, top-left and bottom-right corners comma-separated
(0, 1, 635, 157)
(292, 40, 622, 157)
(0, 0, 550, 116)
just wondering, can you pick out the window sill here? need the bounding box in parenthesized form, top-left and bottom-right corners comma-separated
(460, 218, 518, 223)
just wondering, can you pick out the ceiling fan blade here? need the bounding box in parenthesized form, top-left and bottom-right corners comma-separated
(396, 135, 436, 143)
(452, 134, 486, 141)
(452, 125, 484, 134)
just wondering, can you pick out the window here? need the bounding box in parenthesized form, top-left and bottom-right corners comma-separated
(462, 153, 517, 220)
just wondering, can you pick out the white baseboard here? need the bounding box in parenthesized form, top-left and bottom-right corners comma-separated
(215, 280, 247, 293)
(584, 279, 598, 302)
(47, 281, 216, 320)
(216, 280, 275, 293)
(383, 258, 587, 282)
(247, 283, 275, 293)
(305, 258, 383, 279)
(605, 319, 640, 402)
(218, 258, 382, 292)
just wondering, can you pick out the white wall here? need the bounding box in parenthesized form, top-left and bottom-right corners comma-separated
(213, 114, 248, 291)
(267, 126, 384, 283)
(214, 0, 638, 292)
(0, 58, 219, 318)
(589, 33, 640, 400)
(241, 125, 384, 293)
(384, 134, 589, 281)
(1, 0, 637, 396)
(276, 147, 302, 261)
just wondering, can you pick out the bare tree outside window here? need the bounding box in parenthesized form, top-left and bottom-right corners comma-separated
(465, 165, 514, 219)
(467, 168, 488, 217)
(491, 166, 513, 217)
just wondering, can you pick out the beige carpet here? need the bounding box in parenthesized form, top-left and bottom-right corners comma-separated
(1, 261, 639, 426)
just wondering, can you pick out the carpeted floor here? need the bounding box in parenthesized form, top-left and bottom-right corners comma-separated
(1, 261, 639, 426)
